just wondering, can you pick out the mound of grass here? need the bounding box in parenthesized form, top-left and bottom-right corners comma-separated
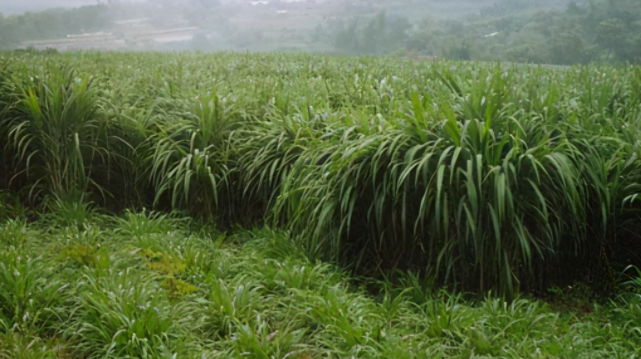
(3, 52, 641, 296)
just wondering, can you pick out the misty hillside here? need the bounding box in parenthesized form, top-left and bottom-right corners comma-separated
(0, 0, 583, 17)
(0, 0, 103, 14)
(1, 0, 639, 65)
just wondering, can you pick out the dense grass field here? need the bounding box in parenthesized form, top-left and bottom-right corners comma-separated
(2, 51, 641, 357)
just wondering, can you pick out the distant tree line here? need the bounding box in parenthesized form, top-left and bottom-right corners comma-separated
(0, 5, 112, 48)
(321, 0, 641, 65)
(313, 11, 412, 55)
(2, 0, 641, 66)
(429, 0, 641, 65)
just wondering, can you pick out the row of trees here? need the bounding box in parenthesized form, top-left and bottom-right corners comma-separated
(410, 0, 641, 64)
(2, 0, 640, 65)
(0, 5, 112, 49)
(319, 0, 641, 65)
(313, 12, 412, 55)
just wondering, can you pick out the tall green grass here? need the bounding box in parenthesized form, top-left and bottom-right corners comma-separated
(2, 64, 107, 203)
(2, 51, 641, 297)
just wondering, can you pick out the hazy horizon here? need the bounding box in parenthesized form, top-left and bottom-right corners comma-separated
(1, 0, 634, 68)
(0, 0, 146, 14)
(0, 0, 319, 13)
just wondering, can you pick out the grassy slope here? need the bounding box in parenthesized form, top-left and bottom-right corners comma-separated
(1, 210, 640, 358)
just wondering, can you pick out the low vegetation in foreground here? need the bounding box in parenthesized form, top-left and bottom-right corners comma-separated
(1, 211, 641, 358)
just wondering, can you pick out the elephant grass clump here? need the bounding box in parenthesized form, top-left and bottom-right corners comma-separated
(1, 51, 641, 299)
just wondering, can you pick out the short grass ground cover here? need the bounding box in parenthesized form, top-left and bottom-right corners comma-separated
(1, 211, 641, 358)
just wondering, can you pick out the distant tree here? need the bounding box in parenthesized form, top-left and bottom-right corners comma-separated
(331, 11, 410, 55)
(384, 15, 411, 52)
(361, 12, 386, 53)
(442, 37, 472, 61)
(566, 1, 584, 15)
(504, 32, 550, 64)
(311, 24, 329, 43)
(549, 24, 587, 64)
(404, 19, 432, 53)
(334, 20, 359, 53)
(595, 18, 629, 61)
